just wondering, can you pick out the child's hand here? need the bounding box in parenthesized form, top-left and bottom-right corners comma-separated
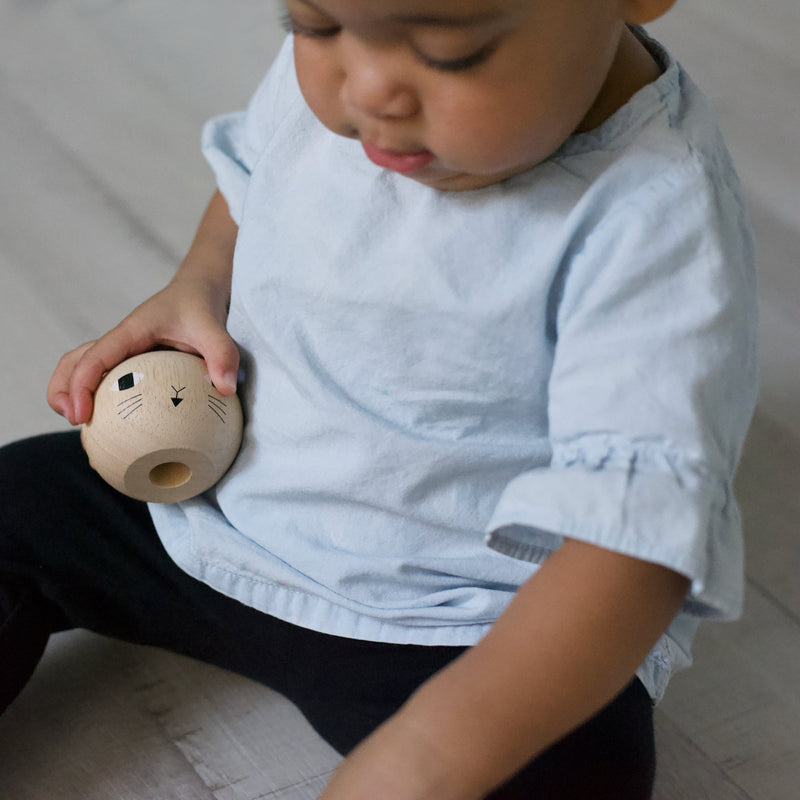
(319, 711, 481, 800)
(47, 277, 239, 426)
(48, 191, 239, 426)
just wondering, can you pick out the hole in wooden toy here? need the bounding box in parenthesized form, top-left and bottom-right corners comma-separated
(149, 462, 192, 488)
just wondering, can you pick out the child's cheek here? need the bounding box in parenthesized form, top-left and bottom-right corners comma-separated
(294, 49, 346, 135)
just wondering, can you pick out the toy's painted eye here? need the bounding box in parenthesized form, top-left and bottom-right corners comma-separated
(111, 372, 144, 392)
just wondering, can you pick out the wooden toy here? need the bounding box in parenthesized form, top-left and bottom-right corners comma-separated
(81, 351, 243, 503)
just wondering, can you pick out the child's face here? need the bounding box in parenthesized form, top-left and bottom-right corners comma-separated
(285, 0, 664, 191)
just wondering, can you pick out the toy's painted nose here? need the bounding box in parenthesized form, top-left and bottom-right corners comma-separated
(171, 385, 186, 407)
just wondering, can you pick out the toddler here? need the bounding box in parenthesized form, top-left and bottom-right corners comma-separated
(1, 1, 758, 798)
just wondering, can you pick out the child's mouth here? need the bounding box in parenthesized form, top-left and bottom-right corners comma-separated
(362, 142, 435, 175)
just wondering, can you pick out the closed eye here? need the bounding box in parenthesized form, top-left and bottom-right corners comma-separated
(280, 11, 340, 39)
(414, 42, 497, 72)
(281, 6, 498, 73)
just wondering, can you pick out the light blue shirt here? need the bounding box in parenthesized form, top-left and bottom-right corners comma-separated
(150, 33, 758, 702)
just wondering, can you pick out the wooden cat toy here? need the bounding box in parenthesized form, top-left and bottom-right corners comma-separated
(81, 351, 243, 503)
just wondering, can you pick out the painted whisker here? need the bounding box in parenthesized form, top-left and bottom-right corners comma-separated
(120, 402, 143, 419)
(208, 402, 226, 423)
(116, 393, 142, 408)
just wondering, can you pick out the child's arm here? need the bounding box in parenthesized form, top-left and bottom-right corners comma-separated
(48, 190, 239, 425)
(320, 539, 689, 800)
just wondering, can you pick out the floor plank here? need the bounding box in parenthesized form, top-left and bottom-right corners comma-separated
(0, 634, 217, 798)
(124, 648, 341, 800)
(737, 413, 800, 619)
(0, 632, 340, 800)
(657, 581, 800, 799)
(654, 713, 754, 800)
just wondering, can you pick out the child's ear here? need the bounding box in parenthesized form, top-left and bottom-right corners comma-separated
(621, 0, 678, 26)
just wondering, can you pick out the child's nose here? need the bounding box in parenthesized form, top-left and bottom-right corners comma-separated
(341, 44, 419, 120)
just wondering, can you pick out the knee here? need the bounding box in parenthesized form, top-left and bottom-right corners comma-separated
(0, 431, 86, 491)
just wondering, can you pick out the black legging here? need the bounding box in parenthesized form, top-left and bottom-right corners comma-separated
(0, 432, 656, 798)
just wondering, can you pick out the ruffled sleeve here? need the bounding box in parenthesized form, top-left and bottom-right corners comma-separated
(487, 155, 758, 620)
(201, 36, 299, 224)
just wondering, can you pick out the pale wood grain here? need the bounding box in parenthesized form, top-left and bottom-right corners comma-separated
(737, 413, 800, 620)
(122, 645, 341, 800)
(0, 633, 218, 799)
(0, 632, 340, 799)
(653, 713, 754, 800)
(657, 581, 800, 799)
(82, 352, 243, 502)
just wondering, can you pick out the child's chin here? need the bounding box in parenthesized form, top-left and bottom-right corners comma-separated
(410, 168, 511, 192)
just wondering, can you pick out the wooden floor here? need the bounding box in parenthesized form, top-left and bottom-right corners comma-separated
(1, 1, 798, 797)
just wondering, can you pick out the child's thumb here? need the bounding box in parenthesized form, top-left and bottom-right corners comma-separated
(200, 332, 240, 395)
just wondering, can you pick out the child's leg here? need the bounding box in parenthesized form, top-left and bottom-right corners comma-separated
(0, 432, 655, 797)
(0, 432, 458, 726)
(266, 633, 655, 800)
(0, 431, 154, 711)
(0, 573, 67, 713)
(0, 431, 280, 710)
(484, 677, 655, 800)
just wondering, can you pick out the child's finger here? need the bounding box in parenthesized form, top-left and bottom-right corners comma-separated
(47, 341, 96, 423)
(67, 334, 142, 424)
